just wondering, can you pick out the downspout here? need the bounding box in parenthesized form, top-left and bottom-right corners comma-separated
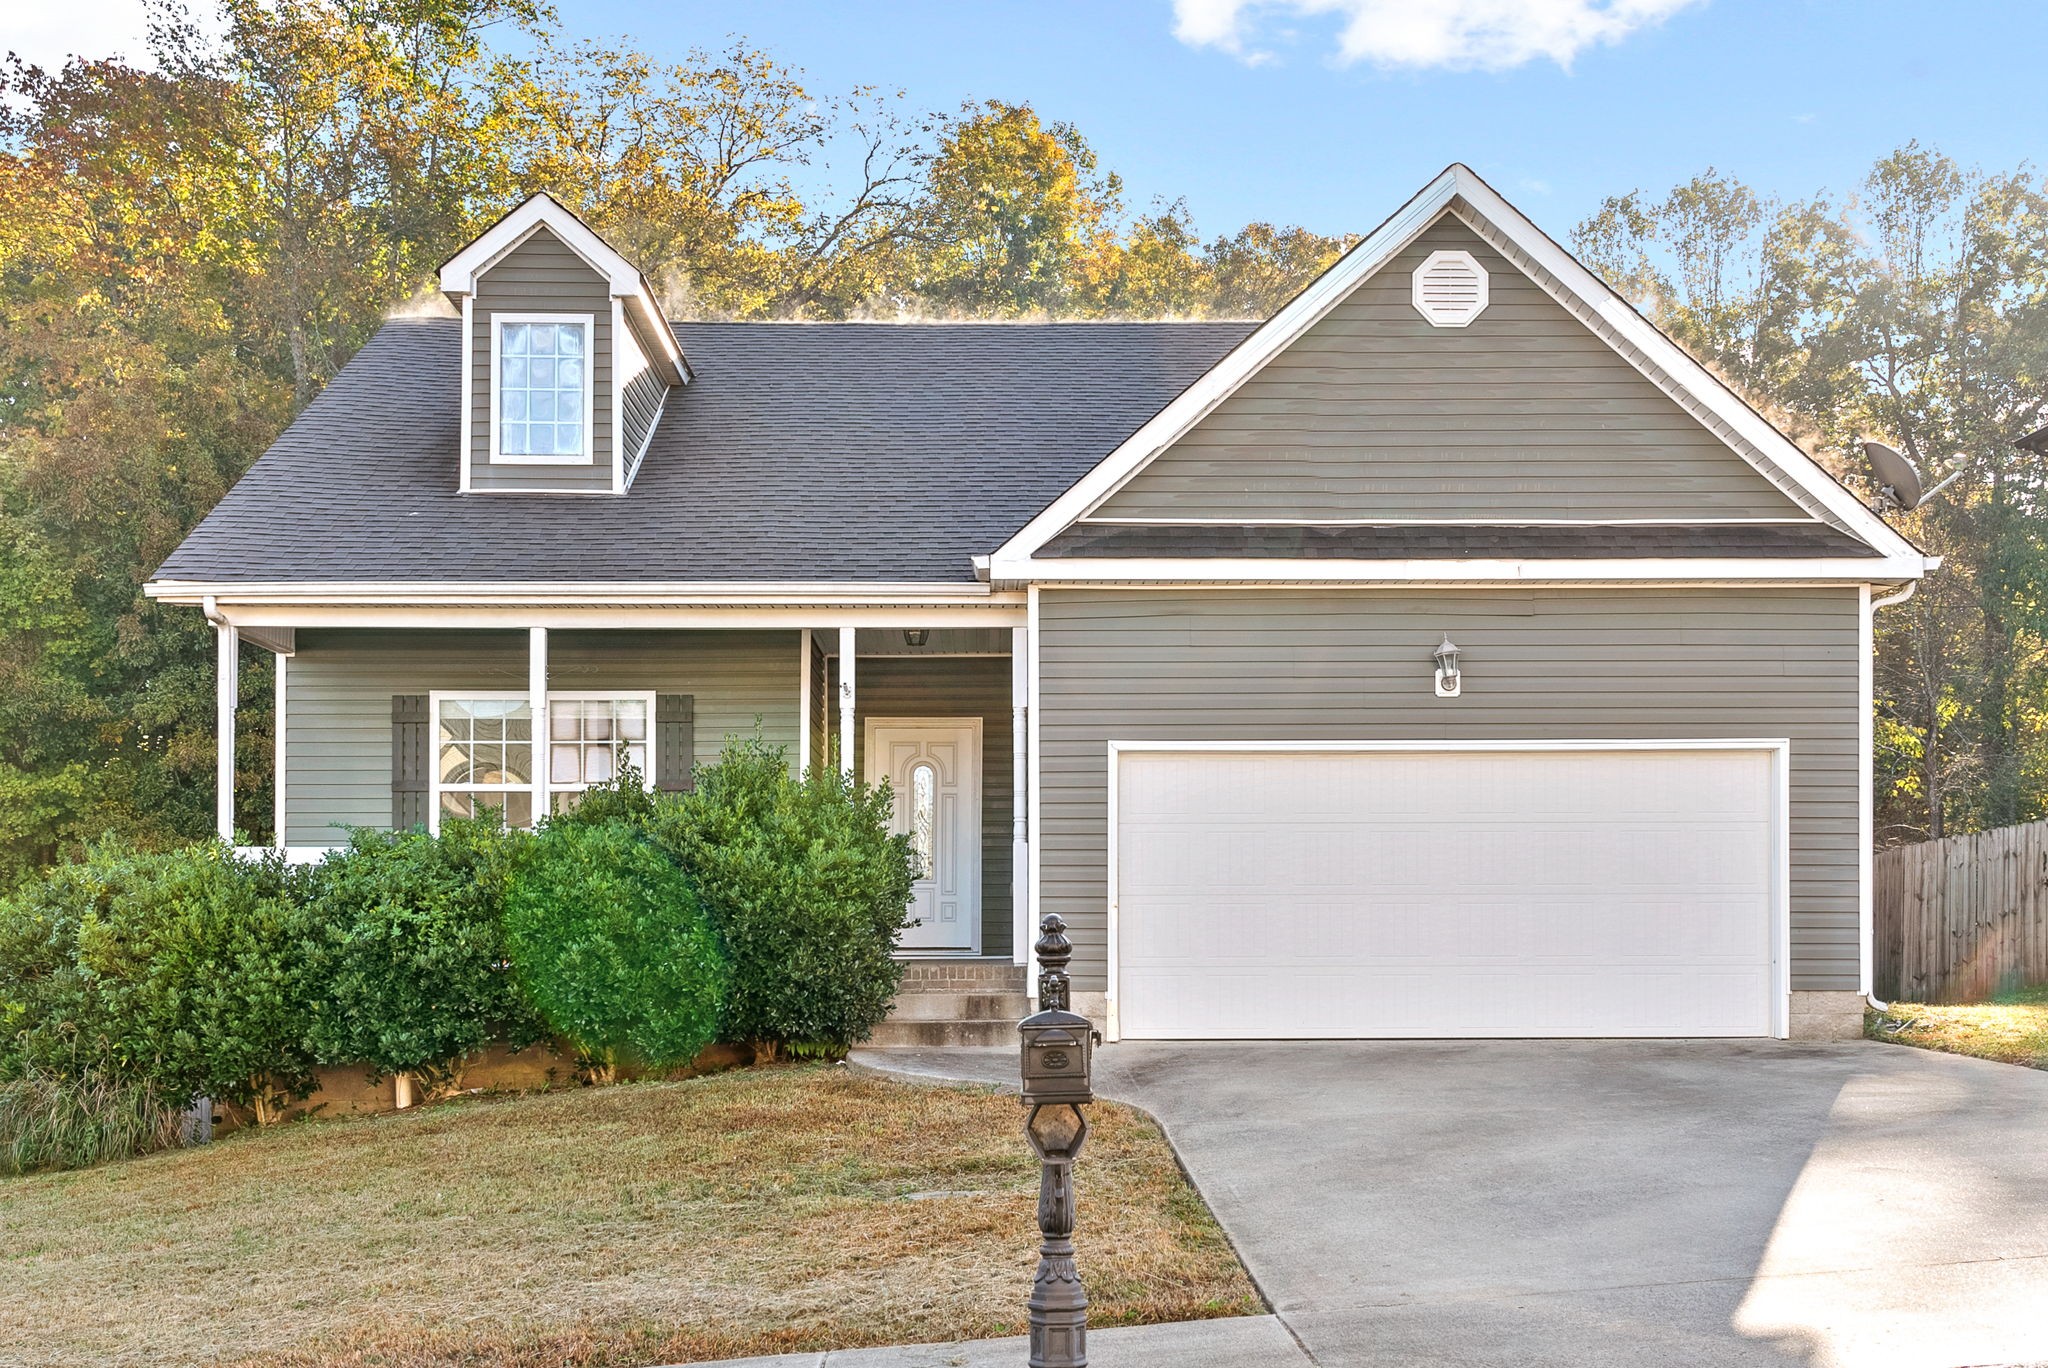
(1864, 580, 1918, 1013)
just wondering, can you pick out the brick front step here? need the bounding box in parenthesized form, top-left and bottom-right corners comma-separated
(895, 958, 1027, 993)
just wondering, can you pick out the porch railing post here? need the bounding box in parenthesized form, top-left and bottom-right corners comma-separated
(1013, 626, 1030, 966)
(212, 605, 237, 844)
(838, 626, 856, 778)
(529, 627, 548, 823)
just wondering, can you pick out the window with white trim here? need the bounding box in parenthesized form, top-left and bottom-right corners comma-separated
(493, 316, 592, 462)
(435, 695, 534, 829)
(547, 692, 654, 815)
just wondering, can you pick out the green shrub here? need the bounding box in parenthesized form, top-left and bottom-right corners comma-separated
(0, 840, 315, 1122)
(503, 821, 725, 1075)
(302, 818, 544, 1089)
(550, 758, 659, 830)
(650, 736, 914, 1055)
(0, 1068, 187, 1175)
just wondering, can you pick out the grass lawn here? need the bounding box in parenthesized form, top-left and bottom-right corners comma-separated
(1866, 984, 2048, 1071)
(2, 1065, 1260, 1368)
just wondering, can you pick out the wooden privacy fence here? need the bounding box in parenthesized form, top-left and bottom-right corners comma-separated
(1876, 819, 2048, 1003)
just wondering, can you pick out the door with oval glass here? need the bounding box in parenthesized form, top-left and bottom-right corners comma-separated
(866, 718, 982, 952)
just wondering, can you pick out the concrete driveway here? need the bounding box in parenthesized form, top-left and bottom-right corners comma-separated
(857, 1040, 2048, 1367)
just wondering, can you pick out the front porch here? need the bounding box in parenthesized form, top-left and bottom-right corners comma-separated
(214, 619, 1031, 971)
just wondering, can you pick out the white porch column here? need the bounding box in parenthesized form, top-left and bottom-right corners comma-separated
(529, 627, 548, 825)
(1012, 626, 1030, 965)
(214, 612, 238, 843)
(273, 653, 288, 850)
(837, 626, 857, 777)
(798, 628, 813, 774)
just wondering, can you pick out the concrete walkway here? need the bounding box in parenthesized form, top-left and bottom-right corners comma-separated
(847, 1040, 2048, 1368)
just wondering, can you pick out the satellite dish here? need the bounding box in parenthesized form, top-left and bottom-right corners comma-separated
(1862, 440, 1926, 511)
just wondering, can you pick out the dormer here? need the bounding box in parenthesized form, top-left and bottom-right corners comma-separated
(439, 194, 689, 495)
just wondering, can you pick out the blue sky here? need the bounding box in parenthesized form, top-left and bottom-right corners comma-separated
(556, 0, 2047, 238)
(18, 1, 2048, 239)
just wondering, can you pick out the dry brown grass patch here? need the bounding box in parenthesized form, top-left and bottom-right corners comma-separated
(3, 1065, 1259, 1368)
(1867, 985, 2048, 1070)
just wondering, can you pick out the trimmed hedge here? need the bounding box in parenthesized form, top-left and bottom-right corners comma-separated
(503, 820, 727, 1076)
(649, 737, 914, 1055)
(0, 839, 315, 1123)
(302, 819, 544, 1088)
(0, 737, 917, 1168)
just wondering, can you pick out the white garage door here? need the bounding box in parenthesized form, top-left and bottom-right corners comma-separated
(1112, 746, 1780, 1039)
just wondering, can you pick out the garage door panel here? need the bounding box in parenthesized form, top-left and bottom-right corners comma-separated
(1115, 748, 1777, 1039)
(1119, 821, 1770, 896)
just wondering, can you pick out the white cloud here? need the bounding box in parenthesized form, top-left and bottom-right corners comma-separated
(1172, 0, 1703, 71)
(4, 0, 175, 71)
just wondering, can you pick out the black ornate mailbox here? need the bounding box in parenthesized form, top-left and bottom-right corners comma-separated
(1019, 913, 1097, 1368)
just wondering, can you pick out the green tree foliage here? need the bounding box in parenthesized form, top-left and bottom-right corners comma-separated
(0, 840, 315, 1122)
(301, 819, 543, 1087)
(648, 736, 913, 1055)
(1574, 145, 2048, 842)
(502, 821, 726, 1075)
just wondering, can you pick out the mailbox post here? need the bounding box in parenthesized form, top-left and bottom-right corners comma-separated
(1019, 913, 1096, 1368)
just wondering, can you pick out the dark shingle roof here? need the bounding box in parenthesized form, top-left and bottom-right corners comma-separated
(153, 317, 1257, 585)
(1041, 522, 1881, 560)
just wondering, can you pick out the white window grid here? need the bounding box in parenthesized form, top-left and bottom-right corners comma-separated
(428, 689, 656, 831)
(431, 691, 535, 832)
(547, 691, 656, 815)
(489, 312, 596, 465)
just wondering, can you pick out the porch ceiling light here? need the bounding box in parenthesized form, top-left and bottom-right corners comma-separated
(903, 629, 930, 647)
(1433, 635, 1462, 698)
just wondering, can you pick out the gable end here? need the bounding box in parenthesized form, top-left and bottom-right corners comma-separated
(1090, 215, 1810, 524)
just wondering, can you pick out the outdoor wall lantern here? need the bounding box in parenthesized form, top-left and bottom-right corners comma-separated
(1433, 635, 1463, 698)
(902, 629, 930, 647)
(1019, 912, 1098, 1368)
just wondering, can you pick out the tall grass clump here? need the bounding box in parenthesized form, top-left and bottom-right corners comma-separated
(0, 1069, 187, 1175)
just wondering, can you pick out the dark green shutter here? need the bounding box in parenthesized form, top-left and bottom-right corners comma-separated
(656, 694, 694, 792)
(392, 694, 429, 829)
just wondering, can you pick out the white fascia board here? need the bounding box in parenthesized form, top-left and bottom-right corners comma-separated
(990, 554, 1927, 586)
(441, 195, 640, 294)
(207, 604, 1029, 631)
(622, 291, 688, 382)
(144, 578, 1024, 607)
(991, 163, 1926, 572)
(439, 195, 687, 378)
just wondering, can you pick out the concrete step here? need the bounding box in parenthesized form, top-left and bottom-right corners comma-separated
(865, 1018, 1021, 1049)
(885, 991, 1029, 1023)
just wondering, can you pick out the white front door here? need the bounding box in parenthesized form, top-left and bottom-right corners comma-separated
(868, 719, 982, 953)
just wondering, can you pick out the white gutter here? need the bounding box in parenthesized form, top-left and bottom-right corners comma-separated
(145, 579, 1016, 607)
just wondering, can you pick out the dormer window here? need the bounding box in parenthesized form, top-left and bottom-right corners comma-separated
(442, 194, 689, 492)
(493, 315, 593, 463)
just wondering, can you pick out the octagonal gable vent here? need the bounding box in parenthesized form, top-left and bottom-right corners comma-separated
(1412, 249, 1489, 327)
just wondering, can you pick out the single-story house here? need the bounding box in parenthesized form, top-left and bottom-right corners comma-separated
(148, 164, 1929, 1043)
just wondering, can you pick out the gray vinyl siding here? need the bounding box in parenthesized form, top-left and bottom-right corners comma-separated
(830, 656, 1015, 959)
(619, 364, 667, 482)
(467, 226, 615, 493)
(1036, 587, 1862, 994)
(282, 628, 798, 844)
(1095, 215, 1807, 522)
